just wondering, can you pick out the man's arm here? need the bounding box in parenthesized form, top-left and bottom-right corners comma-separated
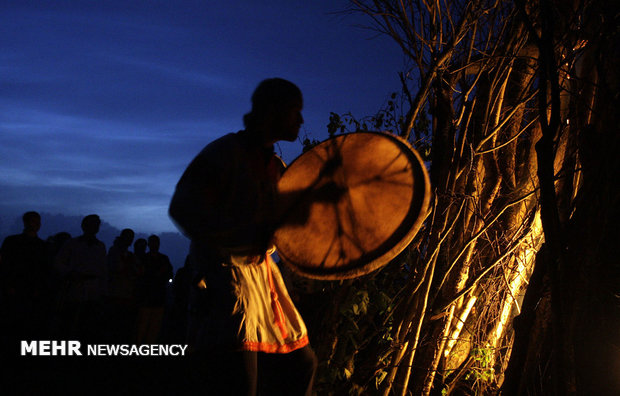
(169, 136, 253, 247)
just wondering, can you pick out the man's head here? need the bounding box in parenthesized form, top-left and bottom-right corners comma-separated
(243, 78, 304, 144)
(81, 214, 101, 237)
(22, 211, 41, 234)
(148, 234, 160, 253)
(119, 228, 135, 248)
(134, 238, 147, 255)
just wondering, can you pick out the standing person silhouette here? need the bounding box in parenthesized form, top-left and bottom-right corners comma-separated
(53, 214, 107, 342)
(135, 234, 173, 344)
(0, 211, 50, 342)
(107, 228, 138, 343)
(169, 78, 316, 395)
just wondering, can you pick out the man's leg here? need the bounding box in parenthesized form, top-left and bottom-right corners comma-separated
(204, 349, 258, 396)
(258, 345, 317, 396)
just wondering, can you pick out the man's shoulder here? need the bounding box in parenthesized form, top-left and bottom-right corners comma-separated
(107, 243, 121, 253)
(199, 132, 244, 156)
(1, 233, 43, 248)
(154, 252, 171, 262)
(182, 132, 245, 177)
(1, 234, 19, 253)
(71, 236, 106, 249)
(2, 233, 21, 244)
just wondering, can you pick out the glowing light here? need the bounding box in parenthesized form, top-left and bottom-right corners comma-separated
(444, 295, 477, 358)
(197, 278, 207, 289)
(489, 212, 542, 349)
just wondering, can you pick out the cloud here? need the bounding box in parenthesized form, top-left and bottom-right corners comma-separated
(100, 54, 239, 91)
(1, 4, 250, 126)
(0, 105, 228, 233)
(0, 0, 407, 236)
(0, 181, 176, 234)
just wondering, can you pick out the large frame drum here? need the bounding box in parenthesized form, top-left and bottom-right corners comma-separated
(274, 132, 430, 280)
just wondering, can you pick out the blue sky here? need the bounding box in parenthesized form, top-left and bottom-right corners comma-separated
(1, 1, 405, 234)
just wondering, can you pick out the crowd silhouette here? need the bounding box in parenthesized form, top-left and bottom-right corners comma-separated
(0, 210, 316, 394)
(0, 211, 191, 393)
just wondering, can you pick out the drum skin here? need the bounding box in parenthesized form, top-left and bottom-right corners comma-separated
(274, 131, 430, 280)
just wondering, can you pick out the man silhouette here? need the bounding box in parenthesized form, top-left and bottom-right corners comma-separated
(0, 211, 49, 340)
(54, 214, 107, 341)
(136, 234, 173, 344)
(170, 78, 316, 395)
(107, 228, 138, 343)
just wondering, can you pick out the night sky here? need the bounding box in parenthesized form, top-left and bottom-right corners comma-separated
(1, 1, 405, 235)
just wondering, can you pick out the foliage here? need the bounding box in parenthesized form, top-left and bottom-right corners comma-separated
(306, 259, 406, 394)
(466, 346, 496, 384)
(299, 0, 617, 395)
(323, 91, 431, 161)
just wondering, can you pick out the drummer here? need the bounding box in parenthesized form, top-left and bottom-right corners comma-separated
(169, 78, 316, 395)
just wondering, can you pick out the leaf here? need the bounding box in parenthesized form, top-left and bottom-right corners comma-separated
(346, 315, 360, 331)
(375, 370, 388, 389)
(348, 333, 358, 350)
